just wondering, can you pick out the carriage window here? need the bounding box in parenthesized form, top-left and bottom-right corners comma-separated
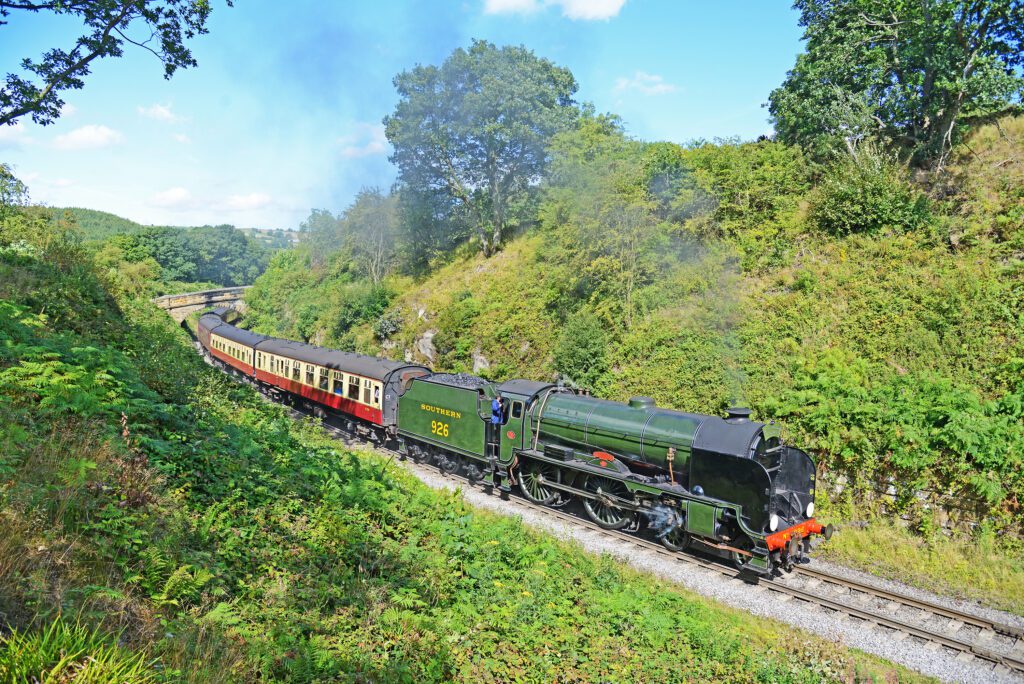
(305, 365, 314, 385)
(348, 376, 360, 400)
(512, 401, 523, 419)
(318, 368, 329, 390)
(362, 378, 372, 404)
(373, 384, 381, 407)
(332, 371, 344, 394)
(292, 362, 301, 381)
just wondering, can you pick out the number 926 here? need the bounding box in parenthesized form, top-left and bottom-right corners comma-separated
(431, 420, 449, 437)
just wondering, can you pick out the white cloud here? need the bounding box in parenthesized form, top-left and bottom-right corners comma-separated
(52, 178, 74, 188)
(614, 71, 677, 96)
(61, 103, 77, 117)
(338, 123, 388, 159)
(149, 187, 194, 209)
(484, 0, 539, 13)
(555, 0, 625, 20)
(173, 133, 192, 144)
(53, 124, 124, 150)
(0, 122, 32, 148)
(225, 192, 272, 211)
(484, 0, 626, 20)
(137, 103, 180, 123)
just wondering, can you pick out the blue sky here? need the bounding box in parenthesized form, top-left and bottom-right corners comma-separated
(0, 1, 803, 229)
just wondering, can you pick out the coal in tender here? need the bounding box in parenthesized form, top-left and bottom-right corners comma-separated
(428, 373, 490, 389)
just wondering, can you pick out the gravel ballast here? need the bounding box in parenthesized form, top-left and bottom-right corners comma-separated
(393, 457, 1023, 684)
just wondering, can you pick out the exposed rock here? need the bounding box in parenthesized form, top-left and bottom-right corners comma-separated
(472, 350, 490, 373)
(404, 349, 412, 362)
(415, 329, 437, 363)
(381, 339, 397, 351)
(416, 306, 427, 321)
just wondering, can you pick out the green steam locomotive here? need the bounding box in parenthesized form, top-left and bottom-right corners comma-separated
(198, 308, 831, 577)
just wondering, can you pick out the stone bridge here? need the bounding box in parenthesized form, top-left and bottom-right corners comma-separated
(152, 286, 250, 322)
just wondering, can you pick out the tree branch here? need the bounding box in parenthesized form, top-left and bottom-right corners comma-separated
(0, 2, 136, 126)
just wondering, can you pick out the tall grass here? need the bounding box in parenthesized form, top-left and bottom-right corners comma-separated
(0, 619, 156, 684)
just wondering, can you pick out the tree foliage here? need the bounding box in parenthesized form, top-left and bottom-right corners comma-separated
(1, 0, 228, 127)
(90, 223, 269, 288)
(0, 164, 29, 224)
(298, 190, 401, 282)
(769, 0, 1024, 166)
(385, 39, 579, 257)
(553, 310, 607, 391)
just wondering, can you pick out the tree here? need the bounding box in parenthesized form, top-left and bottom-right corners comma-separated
(1, 0, 228, 127)
(542, 116, 670, 329)
(768, 0, 1024, 167)
(298, 208, 343, 267)
(384, 40, 579, 257)
(396, 184, 468, 273)
(0, 164, 29, 223)
(341, 188, 400, 285)
(190, 224, 269, 286)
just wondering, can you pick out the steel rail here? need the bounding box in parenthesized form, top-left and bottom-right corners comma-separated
(795, 565, 1024, 640)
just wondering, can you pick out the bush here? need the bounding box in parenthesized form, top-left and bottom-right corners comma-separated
(373, 310, 403, 340)
(810, 149, 931, 236)
(553, 310, 608, 390)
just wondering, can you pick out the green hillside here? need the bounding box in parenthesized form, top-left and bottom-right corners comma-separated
(0, 178, 917, 683)
(245, 117, 1024, 611)
(54, 207, 150, 241)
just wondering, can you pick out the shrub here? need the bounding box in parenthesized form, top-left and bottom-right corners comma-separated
(553, 310, 608, 390)
(373, 310, 403, 340)
(810, 149, 931, 236)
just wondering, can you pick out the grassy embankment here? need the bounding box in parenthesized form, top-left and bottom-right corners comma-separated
(0, 210, 924, 680)
(244, 118, 1024, 615)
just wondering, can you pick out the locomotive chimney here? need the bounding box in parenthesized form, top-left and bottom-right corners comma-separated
(628, 396, 655, 410)
(725, 407, 752, 423)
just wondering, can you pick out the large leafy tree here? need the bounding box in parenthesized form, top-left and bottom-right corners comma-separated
(1, 0, 228, 127)
(384, 40, 579, 257)
(341, 188, 400, 285)
(768, 0, 1024, 167)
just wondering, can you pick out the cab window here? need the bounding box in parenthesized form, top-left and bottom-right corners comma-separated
(511, 401, 523, 419)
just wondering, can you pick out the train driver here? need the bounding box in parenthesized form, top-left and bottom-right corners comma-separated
(491, 392, 504, 425)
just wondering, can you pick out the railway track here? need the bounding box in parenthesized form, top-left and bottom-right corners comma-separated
(308, 412, 1024, 678)
(202, 347, 1024, 679)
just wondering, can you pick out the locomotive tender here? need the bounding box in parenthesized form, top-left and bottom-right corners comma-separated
(197, 308, 831, 576)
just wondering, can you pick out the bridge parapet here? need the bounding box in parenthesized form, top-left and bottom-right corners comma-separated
(153, 286, 251, 321)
